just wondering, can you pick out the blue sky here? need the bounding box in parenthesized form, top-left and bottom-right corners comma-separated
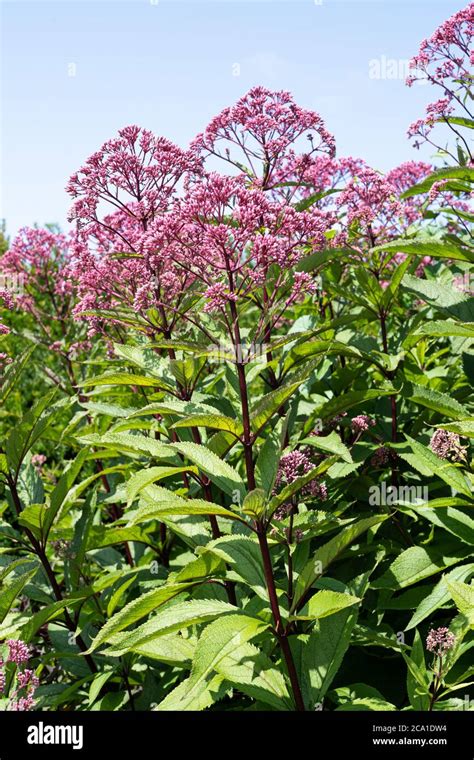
(0, 0, 465, 238)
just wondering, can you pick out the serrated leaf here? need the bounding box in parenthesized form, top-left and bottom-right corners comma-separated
(299, 431, 353, 463)
(406, 563, 474, 631)
(156, 614, 269, 710)
(88, 583, 198, 652)
(446, 580, 474, 626)
(317, 388, 397, 421)
(0, 567, 38, 624)
(172, 414, 241, 437)
(406, 384, 469, 420)
(292, 515, 386, 609)
(126, 466, 197, 507)
(404, 435, 471, 497)
(291, 589, 361, 621)
(372, 544, 471, 590)
(214, 641, 292, 710)
(170, 441, 244, 497)
(373, 237, 474, 263)
(78, 433, 172, 460)
(207, 535, 268, 601)
(104, 599, 240, 656)
(131, 495, 244, 524)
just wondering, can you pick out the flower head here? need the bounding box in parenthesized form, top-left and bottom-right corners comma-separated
(6, 639, 30, 665)
(426, 627, 456, 656)
(351, 415, 375, 433)
(191, 86, 335, 190)
(430, 429, 467, 462)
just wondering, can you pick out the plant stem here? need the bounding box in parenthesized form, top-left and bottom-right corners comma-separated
(227, 298, 305, 710)
(379, 311, 413, 547)
(8, 478, 97, 673)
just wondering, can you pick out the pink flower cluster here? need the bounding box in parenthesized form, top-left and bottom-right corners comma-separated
(67, 125, 197, 234)
(1, 227, 74, 311)
(0, 639, 39, 711)
(31, 454, 47, 470)
(426, 627, 456, 656)
(191, 86, 336, 190)
(407, 4, 473, 150)
(63, 90, 341, 328)
(351, 415, 375, 433)
(275, 450, 327, 500)
(6, 639, 30, 664)
(429, 429, 467, 462)
(61, 87, 456, 332)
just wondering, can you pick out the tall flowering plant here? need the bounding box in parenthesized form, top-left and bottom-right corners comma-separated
(0, 5, 472, 714)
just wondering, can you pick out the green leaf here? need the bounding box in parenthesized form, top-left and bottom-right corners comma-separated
(255, 428, 281, 495)
(296, 248, 357, 273)
(317, 388, 397, 421)
(291, 605, 359, 706)
(214, 641, 292, 710)
(1, 347, 35, 405)
(406, 384, 469, 420)
(156, 614, 269, 710)
(242, 489, 267, 519)
(250, 379, 303, 435)
(174, 552, 224, 583)
(299, 431, 353, 464)
(44, 449, 89, 536)
(291, 589, 361, 620)
(131, 633, 195, 667)
(80, 372, 176, 394)
(170, 441, 244, 498)
(292, 515, 386, 609)
(207, 536, 268, 601)
(157, 673, 228, 711)
(336, 697, 396, 711)
(402, 274, 474, 322)
(106, 576, 137, 618)
(21, 594, 91, 643)
(446, 580, 474, 626)
(0, 567, 38, 624)
(372, 544, 471, 589)
(78, 433, 171, 459)
(414, 321, 474, 339)
(86, 526, 152, 551)
(406, 630, 430, 710)
(126, 466, 198, 507)
(372, 237, 474, 263)
(88, 671, 114, 706)
(127, 399, 220, 420)
(406, 563, 474, 631)
(404, 435, 471, 497)
(172, 414, 241, 437)
(88, 583, 198, 652)
(6, 390, 61, 476)
(402, 166, 474, 198)
(409, 506, 474, 546)
(103, 599, 240, 656)
(130, 495, 245, 524)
